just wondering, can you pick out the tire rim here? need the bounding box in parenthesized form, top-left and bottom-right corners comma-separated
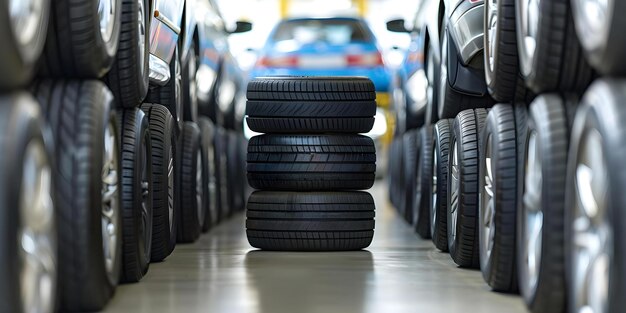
(572, 0, 611, 51)
(519, 0, 540, 70)
(101, 121, 119, 281)
(450, 139, 459, 241)
(8, 0, 46, 49)
(486, 0, 498, 73)
(439, 34, 448, 114)
(140, 135, 151, 260)
(426, 48, 435, 113)
(430, 146, 438, 237)
(188, 45, 198, 116)
(19, 139, 56, 313)
(207, 138, 217, 222)
(481, 134, 496, 261)
(98, 0, 117, 43)
(137, 0, 147, 76)
(175, 52, 183, 126)
(196, 151, 204, 224)
(167, 146, 174, 233)
(572, 129, 610, 313)
(522, 130, 543, 293)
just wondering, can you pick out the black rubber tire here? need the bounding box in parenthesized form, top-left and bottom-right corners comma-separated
(183, 40, 200, 123)
(214, 127, 230, 220)
(478, 104, 518, 292)
(246, 116, 375, 134)
(0, 93, 56, 313)
(447, 108, 488, 268)
(247, 77, 376, 101)
(515, 0, 593, 93)
(147, 47, 183, 135)
(118, 107, 153, 283)
(484, 0, 519, 102)
(518, 95, 569, 312)
(246, 191, 375, 251)
(141, 103, 178, 262)
(402, 130, 419, 224)
(35, 80, 122, 311)
(388, 136, 402, 207)
(178, 122, 207, 243)
(42, 0, 121, 78)
(247, 134, 376, 191)
(198, 117, 217, 231)
(414, 125, 433, 238)
(565, 80, 626, 313)
(105, 0, 150, 108)
(431, 119, 453, 251)
(227, 131, 244, 212)
(0, 2, 49, 89)
(424, 40, 440, 126)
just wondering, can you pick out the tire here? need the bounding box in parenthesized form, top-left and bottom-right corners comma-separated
(424, 40, 440, 125)
(247, 134, 376, 191)
(402, 130, 419, 224)
(0, 0, 50, 89)
(515, 0, 592, 93)
(183, 40, 200, 122)
(517, 95, 570, 312)
(447, 108, 488, 268)
(388, 136, 403, 208)
(35, 80, 121, 311)
(246, 77, 376, 133)
(141, 103, 177, 261)
(0, 93, 57, 313)
(214, 127, 230, 220)
(414, 125, 433, 238)
(227, 131, 244, 212)
(148, 47, 183, 135)
(246, 191, 375, 251)
(105, 0, 150, 108)
(484, 0, 519, 102)
(431, 119, 453, 251)
(118, 107, 153, 282)
(198, 117, 217, 231)
(565, 80, 626, 313)
(42, 0, 121, 78)
(178, 122, 207, 243)
(479, 104, 518, 292)
(571, 0, 626, 75)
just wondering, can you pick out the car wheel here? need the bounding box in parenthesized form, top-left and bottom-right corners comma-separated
(515, 0, 592, 93)
(484, 0, 519, 102)
(178, 122, 206, 243)
(447, 108, 488, 268)
(105, 0, 150, 108)
(183, 40, 200, 122)
(414, 125, 433, 238)
(566, 79, 626, 313)
(0, 93, 57, 313)
(431, 119, 453, 251)
(402, 130, 420, 224)
(0, 0, 50, 89)
(148, 46, 184, 136)
(517, 95, 570, 312)
(247, 134, 376, 191)
(35, 80, 121, 311)
(227, 131, 244, 212)
(424, 41, 440, 125)
(215, 127, 230, 220)
(198, 117, 217, 231)
(479, 104, 518, 291)
(42, 0, 121, 78)
(141, 103, 178, 261)
(246, 191, 375, 251)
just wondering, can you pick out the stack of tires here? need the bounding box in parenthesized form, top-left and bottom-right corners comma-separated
(244, 77, 377, 251)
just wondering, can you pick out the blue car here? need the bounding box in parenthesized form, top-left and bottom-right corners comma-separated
(250, 17, 392, 106)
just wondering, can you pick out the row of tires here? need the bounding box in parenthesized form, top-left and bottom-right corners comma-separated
(391, 0, 626, 312)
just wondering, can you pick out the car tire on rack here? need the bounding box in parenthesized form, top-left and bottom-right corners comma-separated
(0, 93, 57, 313)
(414, 125, 433, 238)
(246, 77, 376, 133)
(246, 191, 375, 251)
(484, 0, 519, 102)
(402, 130, 419, 224)
(214, 126, 230, 220)
(183, 40, 200, 122)
(565, 80, 626, 313)
(424, 41, 440, 125)
(0, 0, 50, 89)
(247, 134, 376, 191)
(447, 108, 488, 268)
(42, 0, 121, 78)
(517, 95, 570, 312)
(228, 131, 244, 212)
(198, 117, 217, 231)
(35, 80, 122, 311)
(141, 103, 178, 261)
(118, 108, 153, 282)
(431, 119, 452, 251)
(178, 122, 207, 243)
(148, 47, 183, 135)
(106, 0, 151, 108)
(479, 104, 518, 292)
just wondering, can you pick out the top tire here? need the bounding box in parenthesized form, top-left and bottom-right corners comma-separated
(246, 77, 377, 133)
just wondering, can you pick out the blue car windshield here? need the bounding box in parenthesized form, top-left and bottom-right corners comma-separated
(271, 19, 372, 45)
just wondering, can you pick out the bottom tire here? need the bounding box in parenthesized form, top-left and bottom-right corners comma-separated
(178, 122, 207, 243)
(402, 130, 419, 224)
(198, 117, 217, 231)
(246, 191, 375, 251)
(414, 125, 433, 238)
(431, 119, 453, 251)
(118, 108, 153, 283)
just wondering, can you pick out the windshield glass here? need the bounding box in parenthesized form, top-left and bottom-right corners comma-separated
(271, 19, 372, 45)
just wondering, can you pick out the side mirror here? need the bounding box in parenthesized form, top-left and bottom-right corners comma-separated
(230, 21, 252, 34)
(386, 19, 410, 33)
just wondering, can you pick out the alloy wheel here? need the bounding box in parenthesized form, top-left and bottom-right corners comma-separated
(101, 121, 119, 283)
(167, 146, 174, 233)
(519, 0, 540, 73)
(450, 139, 459, 241)
(481, 135, 496, 261)
(140, 136, 151, 260)
(522, 130, 543, 294)
(430, 147, 438, 236)
(196, 151, 204, 224)
(97, 0, 117, 43)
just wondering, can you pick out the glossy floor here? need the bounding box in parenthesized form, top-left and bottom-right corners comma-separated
(104, 182, 528, 313)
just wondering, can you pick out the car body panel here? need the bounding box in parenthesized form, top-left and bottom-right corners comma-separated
(149, 0, 184, 85)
